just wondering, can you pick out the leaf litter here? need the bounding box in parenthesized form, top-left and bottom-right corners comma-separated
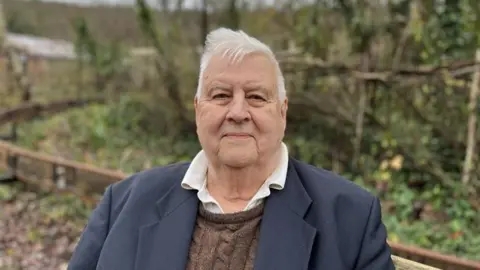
(0, 183, 95, 270)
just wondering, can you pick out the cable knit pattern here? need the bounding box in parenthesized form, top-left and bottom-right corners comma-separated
(185, 202, 265, 270)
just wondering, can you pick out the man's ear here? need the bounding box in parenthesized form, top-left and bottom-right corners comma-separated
(281, 97, 288, 119)
(194, 97, 200, 124)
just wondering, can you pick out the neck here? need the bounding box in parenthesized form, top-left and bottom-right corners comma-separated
(206, 147, 282, 207)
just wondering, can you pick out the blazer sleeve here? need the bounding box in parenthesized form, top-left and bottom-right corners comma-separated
(67, 185, 113, 270)
(354, 197, 395, 270)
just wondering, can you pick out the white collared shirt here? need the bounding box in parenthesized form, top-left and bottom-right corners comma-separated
(180, 143, 289, 214)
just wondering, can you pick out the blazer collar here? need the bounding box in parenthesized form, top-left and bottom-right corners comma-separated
(135, 164, 198, 270)
(253, 158, 317, 270)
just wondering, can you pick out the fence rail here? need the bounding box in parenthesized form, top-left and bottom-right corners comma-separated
(0, 139, 479, 270)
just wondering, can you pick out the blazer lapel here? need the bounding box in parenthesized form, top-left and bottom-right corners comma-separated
(135, 178, 199, 270)
(254, 159, 317, 270)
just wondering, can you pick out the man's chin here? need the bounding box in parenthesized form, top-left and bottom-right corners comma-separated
(218, 151, 258, 168)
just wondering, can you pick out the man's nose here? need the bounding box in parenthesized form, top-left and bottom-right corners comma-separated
(226, 95, 250, 122)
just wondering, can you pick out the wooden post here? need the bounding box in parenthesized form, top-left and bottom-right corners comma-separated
(0, 2, 5, 49)
(461, 49, 480, 185)
(0, 1, 12, 141)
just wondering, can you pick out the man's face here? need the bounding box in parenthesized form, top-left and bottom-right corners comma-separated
(195, 52, 288, 168)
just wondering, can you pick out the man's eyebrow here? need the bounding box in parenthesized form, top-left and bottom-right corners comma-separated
(245, 86, 273, 96)
(206, 80, 231, 88)
(204, 83, 232, 96)
(208, 85, 232, 91)
(244, 85, 269, 91)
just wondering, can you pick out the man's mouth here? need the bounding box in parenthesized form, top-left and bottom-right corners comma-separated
(223, 132, 251, 138)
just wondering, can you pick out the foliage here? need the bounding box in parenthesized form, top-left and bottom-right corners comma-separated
(17, 101, 199, 173)
(384, 182, 480, 260)
(385, 216, 480, 261)
(0, 183, 21, 201)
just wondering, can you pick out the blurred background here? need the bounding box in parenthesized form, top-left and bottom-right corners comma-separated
(0, 0, 479, 269)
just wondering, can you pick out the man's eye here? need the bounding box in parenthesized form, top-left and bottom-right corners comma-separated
(248, 95, 265, 101)
(213, 93, 230, 99)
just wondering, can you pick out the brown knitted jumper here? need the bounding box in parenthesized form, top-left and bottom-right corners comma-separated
(185, 202, 265, 270)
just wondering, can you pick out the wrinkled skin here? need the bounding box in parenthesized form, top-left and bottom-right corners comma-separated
(195, 52, 288, 170)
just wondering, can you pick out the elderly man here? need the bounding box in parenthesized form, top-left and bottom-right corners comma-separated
(68, 28, 395, 270)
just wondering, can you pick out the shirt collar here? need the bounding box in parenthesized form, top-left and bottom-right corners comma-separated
(181, 142, 289, 192)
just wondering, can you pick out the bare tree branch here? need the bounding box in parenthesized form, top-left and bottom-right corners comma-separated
(279, 56, 480, 82)
(353, 53, 369, 169)
(135, 0, 188, 128)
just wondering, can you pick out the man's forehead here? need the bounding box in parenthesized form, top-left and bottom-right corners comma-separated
(205, 53, 273, 72)
(200, 53, 278, 97)
(203, 73, 274, 89)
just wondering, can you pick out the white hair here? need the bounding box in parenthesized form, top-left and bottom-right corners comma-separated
(196, 28, 286, 101)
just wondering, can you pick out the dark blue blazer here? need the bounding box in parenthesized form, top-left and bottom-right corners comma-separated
(68, 158, 395, 270)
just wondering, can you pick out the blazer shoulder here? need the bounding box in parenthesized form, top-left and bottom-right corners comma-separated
(291, 158, 375, 203)
(108, 161, 191, 201)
